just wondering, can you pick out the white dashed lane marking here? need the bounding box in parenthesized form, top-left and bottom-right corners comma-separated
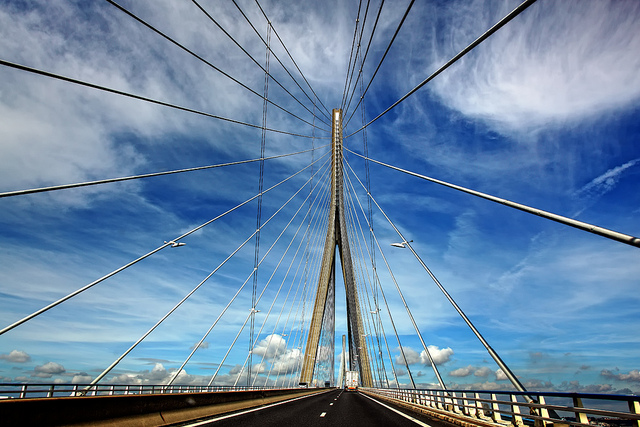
(320, 412, 327, 417)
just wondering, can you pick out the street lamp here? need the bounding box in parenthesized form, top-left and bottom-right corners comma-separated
(390, 240, 412, 248)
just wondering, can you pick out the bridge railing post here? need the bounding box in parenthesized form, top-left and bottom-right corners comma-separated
(491, 393, 503, 423)
(475, 393, 490, 420)
(535, 395, 552, 427)
(438, 391, 446, 410)
(463, 392, 474, 416)
(573, 396, 589, 425)
(510, 394, 525, 427)
(19, 384, 27, 399)
(629, 399, 640, 427)
(450, 391, 462, 414)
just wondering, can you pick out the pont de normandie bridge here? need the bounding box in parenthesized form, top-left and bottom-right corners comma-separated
(1, 0, 639, 426)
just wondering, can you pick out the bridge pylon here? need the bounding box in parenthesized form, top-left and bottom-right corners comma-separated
(300, 109, 373, 387)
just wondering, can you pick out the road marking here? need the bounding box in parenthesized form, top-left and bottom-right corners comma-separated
(330, 402, 334, 405)
(320, 412, 327, 417)
(360, 392, 434, 427)
(179, 389, 335, 426)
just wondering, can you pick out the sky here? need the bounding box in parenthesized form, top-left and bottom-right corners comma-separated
(0, 0, 639, 396)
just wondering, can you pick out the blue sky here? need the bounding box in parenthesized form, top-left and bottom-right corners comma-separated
(1, 0, 639, 394)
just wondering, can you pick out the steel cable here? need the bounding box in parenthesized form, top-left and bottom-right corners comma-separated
(0, 145, 329, 199)
(191, 0, 330, 130)
(0, 59, 319, 139)
(106, 0, 326, 133)
(228, 0, 332, 125)
(253, 0, 333, 118)
(346, 0, 537, 136)
(0, 152, 329, 336)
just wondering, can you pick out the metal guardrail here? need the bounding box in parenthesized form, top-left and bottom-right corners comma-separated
(0, 383, 282, 399)
(362, 388, 640, 427)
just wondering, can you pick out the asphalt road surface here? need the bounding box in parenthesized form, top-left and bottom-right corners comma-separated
(177, 389, 451, 427)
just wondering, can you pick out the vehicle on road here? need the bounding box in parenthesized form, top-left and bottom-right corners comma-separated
(345, 370, 359, 391)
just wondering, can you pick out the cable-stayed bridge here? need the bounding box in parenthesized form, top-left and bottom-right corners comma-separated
(1, 0, 639, 425)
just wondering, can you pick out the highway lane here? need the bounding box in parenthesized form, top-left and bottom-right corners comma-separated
(177, 389, 451, 427)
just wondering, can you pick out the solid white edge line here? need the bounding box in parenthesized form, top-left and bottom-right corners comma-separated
(180, 389, 335, 426)
(360, 392, 434, 427)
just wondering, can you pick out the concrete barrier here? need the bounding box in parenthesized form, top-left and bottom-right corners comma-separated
(0, 388, 329, 426)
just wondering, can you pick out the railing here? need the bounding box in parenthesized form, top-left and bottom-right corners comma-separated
(362, 388, 640, 427)
(0, 383, 282, 399)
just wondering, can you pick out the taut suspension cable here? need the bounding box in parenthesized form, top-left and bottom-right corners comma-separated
(346, 0, 536, 136)
(346, 149, 640, 248)
(0, 59, 319, 139)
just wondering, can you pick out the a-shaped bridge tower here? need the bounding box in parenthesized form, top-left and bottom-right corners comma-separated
(299, 109, 373, 387)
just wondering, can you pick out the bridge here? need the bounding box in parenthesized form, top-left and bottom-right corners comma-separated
(1, 0, 640, 426)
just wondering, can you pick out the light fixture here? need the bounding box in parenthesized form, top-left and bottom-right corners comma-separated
(390, 239, 412, 248)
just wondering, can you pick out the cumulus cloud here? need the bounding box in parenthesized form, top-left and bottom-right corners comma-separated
(268, 348, 303, 376)
(252, 334, 287, 360)
(228, 364, 243, 376)
(601, 369, 640, 383)
(474, 366, 492, 378)
(450, 365, 475, 377)
(450, 365, 500, 379)
(71, 373, 93, 384)
(427, 346, 455, 365)
(395, 346, 454, 366)
(32, 362, 65, 378)
(495, 368, 508, 381)
(0, 350, 31, 363)
(557, 380, 613, 394)
(106, 363, 204, 386)
(396, 347, 421, 365)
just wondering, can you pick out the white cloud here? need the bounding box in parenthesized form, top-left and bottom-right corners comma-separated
(32, 361, 66, 378)
(189, 342, 210, 350)
(573, 159, 640, 216)
(578, 159, 639, 196)
(252, 334, 287, 360)
(448, 365, 494, 378)
(0, 350, 31, 363)
(474, 366, 492, 378)
(450, 365, 475, 377)
(268, 348, 303, 376)
(106, 363, 204, 386)
(601, 369, 640, 383)
(495, 368, 508, 381)
(396, 346, 454, 366)
(425, 345, 454, 366)
(396, 347, 420, 365)
(71, 373, 93, 384)
(557, 380, 613, 394)
(430, 0, 640, 131)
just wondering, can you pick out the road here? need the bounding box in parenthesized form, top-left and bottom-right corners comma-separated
(176, 389, 451, 427)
